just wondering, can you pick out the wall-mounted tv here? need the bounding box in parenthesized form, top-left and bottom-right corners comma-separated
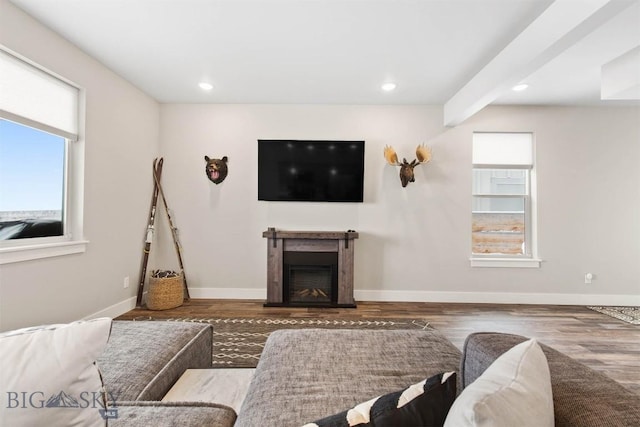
(258, 139, 365, 202)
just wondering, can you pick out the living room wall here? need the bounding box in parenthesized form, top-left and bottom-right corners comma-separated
(157, 104, 640, 305)
(0, 0, 160, 331)
(2, 0, 639, 332)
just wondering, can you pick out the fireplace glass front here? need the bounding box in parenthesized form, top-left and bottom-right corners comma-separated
(284, 252, 338, 306)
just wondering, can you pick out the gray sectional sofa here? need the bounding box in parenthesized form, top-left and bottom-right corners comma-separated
(101, 321, 640, 427)
(235, 329, 461, 426)
(462, 333, 640, 427)
(99, 321, 236, 427)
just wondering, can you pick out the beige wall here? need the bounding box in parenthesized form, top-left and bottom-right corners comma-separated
(157, 104, 640, 304)
(2, 0, 639, 332)
(0, 0, 160, 331)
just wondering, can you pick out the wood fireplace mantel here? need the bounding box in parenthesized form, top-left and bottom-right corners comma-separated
(262, 229, 358, 307)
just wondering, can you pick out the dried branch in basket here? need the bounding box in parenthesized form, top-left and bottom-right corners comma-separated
(151, 270, 180, 279)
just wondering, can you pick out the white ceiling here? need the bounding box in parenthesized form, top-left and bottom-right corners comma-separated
(9, 0, 640, 123)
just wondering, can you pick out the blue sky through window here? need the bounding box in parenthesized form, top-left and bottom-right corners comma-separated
(0, 119, 65, 212)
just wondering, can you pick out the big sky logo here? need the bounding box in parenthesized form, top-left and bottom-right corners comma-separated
(5, 390, 119, 419)
(45, 391, 80, 408)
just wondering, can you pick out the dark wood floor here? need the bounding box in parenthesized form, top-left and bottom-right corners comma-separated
(118, 299, 640, 395)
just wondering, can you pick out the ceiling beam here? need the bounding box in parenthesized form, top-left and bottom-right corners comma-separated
(443, 0, 635, 127)
(601, 45, 640, 100)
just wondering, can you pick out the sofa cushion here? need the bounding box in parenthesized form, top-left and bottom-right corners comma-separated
(0, 318, 112, 427)
(461, 332, 640, 427)
(234, 329, 461, 427)
(304, 371, 456, 427)
(98, 321, 212, 401)
(445, 339, 554, 427)
(109, 401, 236, 427)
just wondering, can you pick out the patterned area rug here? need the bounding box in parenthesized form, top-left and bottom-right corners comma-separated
(588, 306, 640, 325)
(131, 317, 432, 367)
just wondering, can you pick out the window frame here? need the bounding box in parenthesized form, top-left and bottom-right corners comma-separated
(470, 132, 540, 268)
(0, 47, 87, 264)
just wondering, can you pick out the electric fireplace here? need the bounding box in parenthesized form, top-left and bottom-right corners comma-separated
(263, 229, 358, 308)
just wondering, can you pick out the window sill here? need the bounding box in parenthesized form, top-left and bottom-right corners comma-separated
(470, 257, 541, 268)
(0, 240, 88, 265)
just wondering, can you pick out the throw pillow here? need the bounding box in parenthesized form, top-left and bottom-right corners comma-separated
(444, 338, 554, 427)
(303, 371, 456, 427)
(0, 317, 113, 427)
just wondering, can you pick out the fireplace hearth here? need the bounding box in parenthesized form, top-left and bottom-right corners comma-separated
(263, 229, 358, 308)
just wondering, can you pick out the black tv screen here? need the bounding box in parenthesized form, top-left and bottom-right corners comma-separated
(258, 139, 365, 202)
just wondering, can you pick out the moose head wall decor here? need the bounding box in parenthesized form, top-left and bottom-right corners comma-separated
(204, 155, 229, 184)
(384, 144, 432, 187)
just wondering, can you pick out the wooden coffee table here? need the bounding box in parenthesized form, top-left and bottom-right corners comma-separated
(162, 368, 255, 412)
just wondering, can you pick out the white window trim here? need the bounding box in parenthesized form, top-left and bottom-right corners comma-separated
(0, 46, 86, 264)
(0, 127, 86, 264)
(469, 257, 541, 268)
(0, 240, 88, 265)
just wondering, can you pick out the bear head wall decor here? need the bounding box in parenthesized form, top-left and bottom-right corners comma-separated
(204, 155, 229, 184)
(384, 144, 432, 187)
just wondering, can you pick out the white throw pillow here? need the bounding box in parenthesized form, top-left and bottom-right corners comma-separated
(444, 338, 554, 427)
(0, 317, 112, 427)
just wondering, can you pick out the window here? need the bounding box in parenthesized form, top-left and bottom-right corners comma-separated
(0, 119, 66, 239)
(471, 132, 539, 268)
(0, 47, 85, 263)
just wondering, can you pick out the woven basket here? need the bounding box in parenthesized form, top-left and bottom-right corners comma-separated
(146, 274, 184, 310)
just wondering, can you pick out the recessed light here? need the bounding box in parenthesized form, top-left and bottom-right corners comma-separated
(381, 82, 397, 92)
(512, 83, 529, 92)
(199, 82, 213, 91)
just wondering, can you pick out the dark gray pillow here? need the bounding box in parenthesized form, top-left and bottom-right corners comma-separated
(304, 372, 456, 427)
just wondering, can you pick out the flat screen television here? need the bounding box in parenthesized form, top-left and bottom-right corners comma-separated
(258, 139, 365, 202)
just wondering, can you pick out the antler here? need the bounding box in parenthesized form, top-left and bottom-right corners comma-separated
(416, 144, 432, 164)
(384, 145, 400, 165)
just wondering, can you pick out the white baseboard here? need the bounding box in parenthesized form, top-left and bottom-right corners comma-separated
(354, 290, 640, 306)
(84, 296, 137, 320)
(188, 287, 267, 300)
